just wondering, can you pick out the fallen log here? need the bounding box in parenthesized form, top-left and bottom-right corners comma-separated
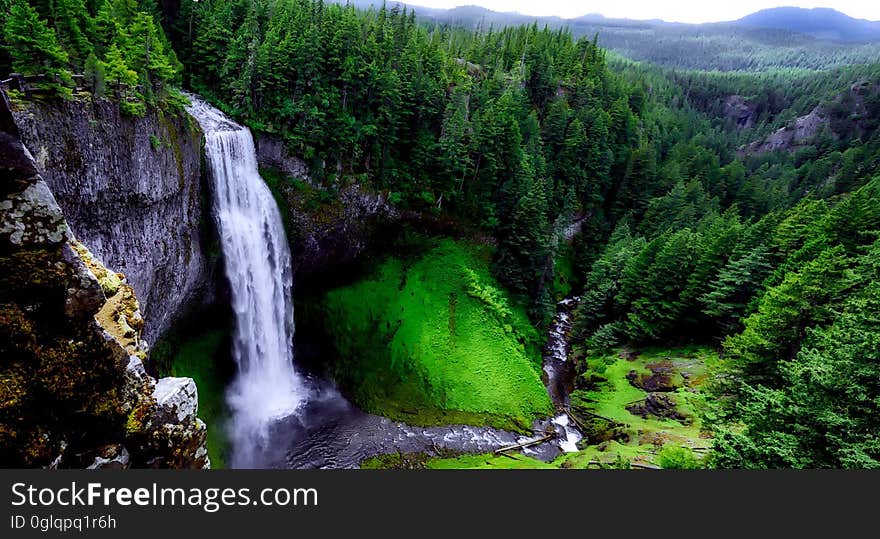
(494, 433, 555, 454)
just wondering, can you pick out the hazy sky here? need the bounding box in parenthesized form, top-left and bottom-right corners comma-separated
(405, 1, 880, 24)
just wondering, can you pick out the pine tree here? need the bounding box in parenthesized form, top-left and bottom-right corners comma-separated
(493, 169, 555, 323)
(623, 228, 699, 341)
(3, 0, 72, 88)
(84, 51, 106, 96)
(102, 43, 138, 89)
(713, 254, 880, 469)
(723, 246, 852, 389)
(438, 86, 473, 201)
(701, 244, 773, 335)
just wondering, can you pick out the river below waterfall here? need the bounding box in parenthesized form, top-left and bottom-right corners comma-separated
(262, 296, 585, 469)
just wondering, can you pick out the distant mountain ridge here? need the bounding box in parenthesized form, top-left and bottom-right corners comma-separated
(336, 2, 880, 71)
(735, 7, 880, 43)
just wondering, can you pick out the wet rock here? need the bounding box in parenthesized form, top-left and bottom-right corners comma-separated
(626, 361, 681, 392)
(626, 393, 687, 422)
(87, 446, 131, 469)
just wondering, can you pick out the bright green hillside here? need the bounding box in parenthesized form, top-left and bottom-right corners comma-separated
(320, 238, 552, 431)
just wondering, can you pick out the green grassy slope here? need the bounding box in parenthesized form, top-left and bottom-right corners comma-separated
(320, 237, 553, 431)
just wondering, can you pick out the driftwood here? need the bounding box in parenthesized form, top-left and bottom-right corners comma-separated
(494, 433, 555, 454)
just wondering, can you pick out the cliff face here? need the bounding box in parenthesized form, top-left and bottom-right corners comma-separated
(0, 92, 208, 469)
(744, 81, 880, 156)
(11, 98, 209, 343)
(253, 133, 404, 285)
(255, 133, 310, 183)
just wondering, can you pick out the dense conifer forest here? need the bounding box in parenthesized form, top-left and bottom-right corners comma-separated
(2, 0, 880, 468)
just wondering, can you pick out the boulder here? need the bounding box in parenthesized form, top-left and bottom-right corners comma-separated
(154, 377, 199, 424)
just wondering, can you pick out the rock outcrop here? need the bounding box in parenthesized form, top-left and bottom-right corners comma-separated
(0, 91, 208, 469)
(285, 183, 401, 282)
(746, 105, 830, 155)
(11, 98, 209, 343)
(744, 80, 880, 156)
(252, 137, 404, 284)
(723, 95, 757, 130)
(255, 133, 310, 183)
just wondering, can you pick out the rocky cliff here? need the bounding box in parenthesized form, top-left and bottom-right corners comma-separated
(255, 133, 310, 183)
(0, 92, 208, 469)
(745, 80, 880, 156)
(11, 98, 209, 343)
(723, 95, 757, 130)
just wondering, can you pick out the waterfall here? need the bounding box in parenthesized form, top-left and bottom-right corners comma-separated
(185, 96, 307, 468)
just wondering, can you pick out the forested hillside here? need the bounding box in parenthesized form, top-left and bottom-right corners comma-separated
(163, 0, 651, 322)
(373, 4, 880, 71)
(2, 0, 880, 468)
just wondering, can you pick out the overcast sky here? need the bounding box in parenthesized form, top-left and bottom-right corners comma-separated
(405, 1, 880, 24)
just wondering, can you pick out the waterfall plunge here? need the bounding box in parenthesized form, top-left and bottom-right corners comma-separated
(186, 97, 307, 468)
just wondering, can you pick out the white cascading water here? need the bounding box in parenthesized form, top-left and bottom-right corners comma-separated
(186, 97, 307, 468)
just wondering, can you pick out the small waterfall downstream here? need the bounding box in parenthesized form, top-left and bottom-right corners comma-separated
(540, 297, 583, 454)
(186, 96, 307, 468)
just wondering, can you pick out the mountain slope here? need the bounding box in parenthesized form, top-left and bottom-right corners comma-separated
(736, 7, 880, 43)
(336, 2, 880, 71)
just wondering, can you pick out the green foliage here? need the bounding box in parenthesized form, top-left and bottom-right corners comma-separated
(3, 0, 72, 92)
(724, 247, 852, 386)
(6, 0, 880, 470)
(569, 347, 711, 447)
(700, 245, 773, 334)
(657, 445, 702, 469)
(168, 0, 643, 307)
